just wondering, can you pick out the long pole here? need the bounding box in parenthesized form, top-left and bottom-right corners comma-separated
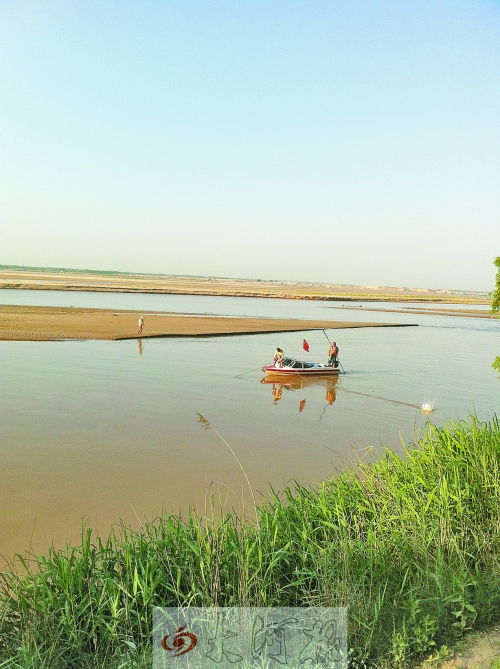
(322, 329, 346, 374)
(322, 329, 332, 345)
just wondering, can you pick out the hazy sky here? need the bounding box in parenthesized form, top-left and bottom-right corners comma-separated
(1, 1, 499, 290)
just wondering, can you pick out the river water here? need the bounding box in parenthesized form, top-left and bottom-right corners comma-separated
(1, 290, 498, 559)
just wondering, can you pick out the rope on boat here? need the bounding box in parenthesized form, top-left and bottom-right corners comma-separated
(336, 387, 421, 409)
(233, 366, 265, 379)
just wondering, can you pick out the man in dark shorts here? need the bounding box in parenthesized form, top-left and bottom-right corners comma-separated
(328, 342, 339, 367)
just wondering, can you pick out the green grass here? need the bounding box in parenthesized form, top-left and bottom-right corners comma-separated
(2, 416, 500, 668)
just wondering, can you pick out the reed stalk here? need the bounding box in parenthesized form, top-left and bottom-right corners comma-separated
(1, 415, 500, 668)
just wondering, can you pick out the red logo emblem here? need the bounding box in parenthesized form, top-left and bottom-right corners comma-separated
(161, 626, 198, 657)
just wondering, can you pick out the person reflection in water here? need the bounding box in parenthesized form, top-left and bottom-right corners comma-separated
(272, 384, 283, 404)
(137, 339, 143, 356)
(326, 390, 335, 405)
(318, 381, 338, 421)
(326, 380, 337, 405)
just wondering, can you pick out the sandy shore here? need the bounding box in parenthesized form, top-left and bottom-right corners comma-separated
(0, 305, 415, 341)
(0, 269, 490, 304)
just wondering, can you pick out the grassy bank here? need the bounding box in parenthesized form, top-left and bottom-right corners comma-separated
(2, 416, 500, 668)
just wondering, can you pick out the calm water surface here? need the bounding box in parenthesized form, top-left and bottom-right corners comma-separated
(1, 290, 499, 558)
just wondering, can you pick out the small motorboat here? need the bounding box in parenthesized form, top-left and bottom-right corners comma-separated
(262, 357, 341, 376)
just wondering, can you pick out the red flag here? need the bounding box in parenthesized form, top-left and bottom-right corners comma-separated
(303, 339, 309, 352)
(299, 399, 306, 413)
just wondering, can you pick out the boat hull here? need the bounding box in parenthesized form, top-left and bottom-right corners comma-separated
(263, 365, 340, 376)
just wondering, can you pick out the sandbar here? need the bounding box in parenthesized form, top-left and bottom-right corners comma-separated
(330, 306, 497, 320)
(0, 269, 490, 304)
(0, 305, 416, 341)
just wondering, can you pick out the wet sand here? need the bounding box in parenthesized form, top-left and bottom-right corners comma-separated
(0, 305, 414, 341)
(0, 269, 490, 304)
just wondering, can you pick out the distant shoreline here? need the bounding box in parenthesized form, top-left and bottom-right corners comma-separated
(330, 305, 496, 320)
(0, 269, 490, 305)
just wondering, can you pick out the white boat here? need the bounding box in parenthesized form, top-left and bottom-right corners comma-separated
(262, 357, 341, 376)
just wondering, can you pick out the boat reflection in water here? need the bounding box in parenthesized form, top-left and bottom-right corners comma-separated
(261, 374, 339, 412)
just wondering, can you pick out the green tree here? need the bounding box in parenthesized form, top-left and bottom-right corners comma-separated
(492, 257, 500, 373)
(493, 256, 500, 314)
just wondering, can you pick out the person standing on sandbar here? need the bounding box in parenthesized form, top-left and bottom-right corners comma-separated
(138, 316, 144, 334)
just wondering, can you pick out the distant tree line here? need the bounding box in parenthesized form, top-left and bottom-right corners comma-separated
(0, 264, 168, 277)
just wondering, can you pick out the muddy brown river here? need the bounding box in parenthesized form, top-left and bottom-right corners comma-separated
(1, 290, 498, 560)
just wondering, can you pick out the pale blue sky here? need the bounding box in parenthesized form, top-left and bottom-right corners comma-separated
(1, 1, 499, 290)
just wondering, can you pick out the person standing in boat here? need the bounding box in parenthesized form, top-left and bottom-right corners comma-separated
(328, 342, 339, 367)
(274, 348, 284, 368)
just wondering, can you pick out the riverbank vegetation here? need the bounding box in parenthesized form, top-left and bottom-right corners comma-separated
(492, 256, 500, 374)
(1, 416, 500, 668)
